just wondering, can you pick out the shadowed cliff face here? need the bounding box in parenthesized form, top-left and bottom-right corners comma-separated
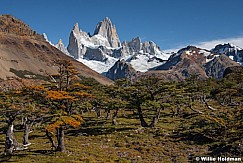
(106, 59, 139, 81)
(0, 15, 113, 85)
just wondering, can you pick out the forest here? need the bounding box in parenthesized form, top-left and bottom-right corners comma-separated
(0, 59, 242, 162)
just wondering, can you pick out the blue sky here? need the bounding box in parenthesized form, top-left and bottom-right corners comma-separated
(1, 0, 243, 51)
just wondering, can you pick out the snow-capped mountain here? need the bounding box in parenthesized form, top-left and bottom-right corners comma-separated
(155, 46, 239, 79)
(62, 17, 169, 80)
(211, 43, 243, 65)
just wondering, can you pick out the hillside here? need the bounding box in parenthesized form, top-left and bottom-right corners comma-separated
(0, 15, 113, 85)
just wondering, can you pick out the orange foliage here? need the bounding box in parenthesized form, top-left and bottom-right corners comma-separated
(62, 116, 81, 128)
(46, 90, 74, 101)
(27, 85, 46, 91)
(46, 115, 83, 132)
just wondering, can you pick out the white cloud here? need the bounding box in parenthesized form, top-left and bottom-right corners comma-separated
(196, 37, 243, 50)
(163, 36, 243, 53)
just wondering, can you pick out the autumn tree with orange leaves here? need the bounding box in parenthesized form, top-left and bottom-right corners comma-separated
(44, 59, 93, 152)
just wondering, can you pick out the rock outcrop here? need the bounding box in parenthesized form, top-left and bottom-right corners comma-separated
(55, 39, 70, 55)
(93, 17, 121, 48)
(67, 23, 81, 59)
(0, 14, 41, 38)
(120, 37, 167, 59)
(106, 59, 138, 81)
(205, 54, 239, 78)
(83, 46, 107, 61)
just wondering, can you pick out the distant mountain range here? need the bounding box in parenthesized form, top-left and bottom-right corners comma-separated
(0, 14, 242, 83)
(51, 17, 242, 81)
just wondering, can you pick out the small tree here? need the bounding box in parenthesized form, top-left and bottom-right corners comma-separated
(123, 77, 172, 127)
(18, 85, 48, 146)
(0, 91, 24, 154)
(102, 79, 128, 125)
(43, 59, 92, 152)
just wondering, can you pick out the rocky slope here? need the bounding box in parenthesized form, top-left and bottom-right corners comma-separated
(204, 54, 239, 78)
(155, 46, 239, 79)
(106, 59, 139, 81)
(0, 15, 113, 85)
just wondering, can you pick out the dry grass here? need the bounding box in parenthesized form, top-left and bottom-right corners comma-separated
(0, 110, 210, 163)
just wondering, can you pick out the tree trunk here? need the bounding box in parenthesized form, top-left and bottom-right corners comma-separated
(137, 106, 149, 127)
(112, 108, 119, 125)
(22, 120, 34, 146)
(56, 126, 65, 152)
(150, 108, 162, 127)
(94, 107, 101, 118)
(202, 95, 216, 111)
(45, 130, 57, 150)
(21, 117, 27, 129)
(188, 104, 203, 114)
(106, 110, 111, 119)
(5, 121, 18, 155)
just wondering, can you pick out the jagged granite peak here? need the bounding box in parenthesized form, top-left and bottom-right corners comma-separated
(93, 17, 121, 48)
(120, 37, 142, 57)
(55, 39, 69, 55)
(67, 20, 119, 60)
(57, 38, 63, 44)
(121, 37, 168, 60)
(73, 22, 80, 34)
(127, 37, 142, 52)
(42, 33, 54, 45)
(106, 59, 138, 81)
(142, 41, 164, 56)
(67, 23, 81, 59)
